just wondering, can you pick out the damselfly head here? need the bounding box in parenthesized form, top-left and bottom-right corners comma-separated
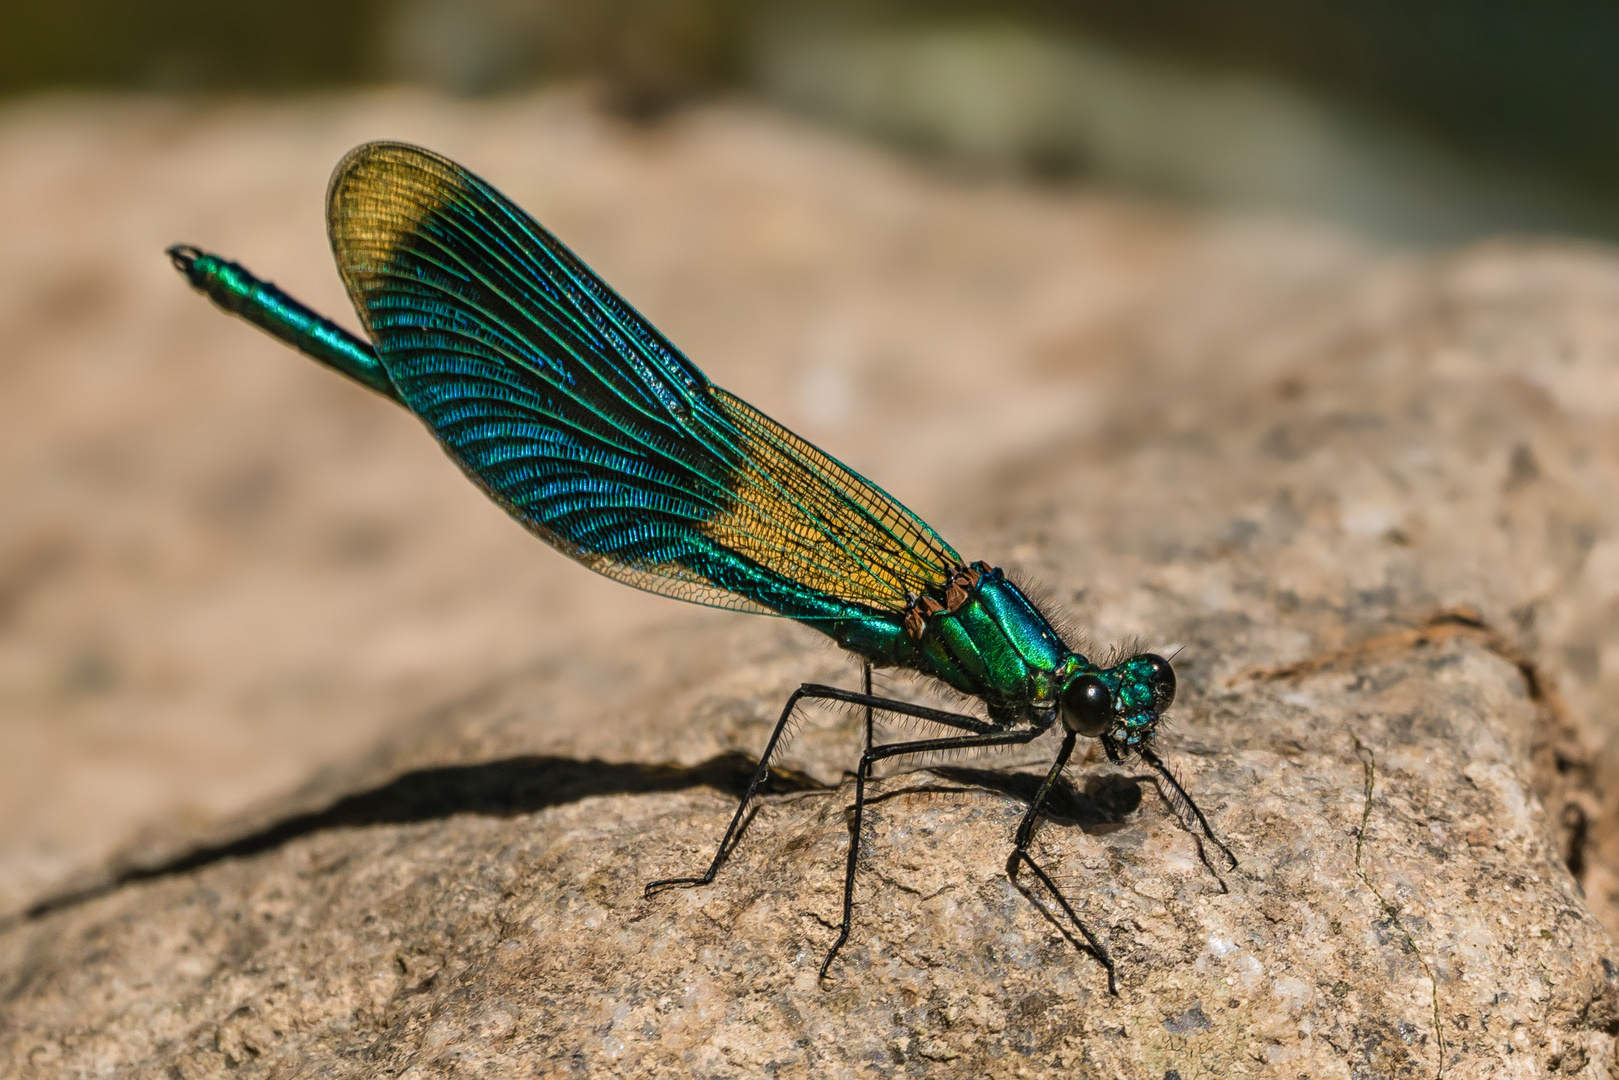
(1059, 652, 1174, 748)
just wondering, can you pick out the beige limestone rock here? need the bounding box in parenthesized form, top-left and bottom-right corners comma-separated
(2, 90, 1617, 1077)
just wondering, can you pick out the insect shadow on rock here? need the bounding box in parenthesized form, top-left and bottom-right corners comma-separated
(168, 141, 1237, 994)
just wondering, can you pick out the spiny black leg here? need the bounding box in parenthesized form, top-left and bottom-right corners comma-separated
(644, 684, 809, 895)
(792, 684, 1007, 732)
(645, 683, 997, 897)
(1140, 746, 1237, 870)
(821, 724, 1047, 981)
(862, 662, 873, 752)
(1011, 730, 1079, 851)
(1004, 730, 1118, 995)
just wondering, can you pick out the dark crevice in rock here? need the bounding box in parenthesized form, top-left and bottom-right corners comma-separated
(1235, 606, 1606, 895)
(1352, 736, 1445, 1079)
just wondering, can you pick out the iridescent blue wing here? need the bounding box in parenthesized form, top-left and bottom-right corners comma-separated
(327, 142, 959, 621)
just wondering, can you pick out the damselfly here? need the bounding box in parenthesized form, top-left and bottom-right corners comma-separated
(168, 142, 1234, 993)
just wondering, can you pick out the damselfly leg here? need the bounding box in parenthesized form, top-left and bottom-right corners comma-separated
(862, 661, 873, 752)
(644, 682, 1006, 898)
(1139, 746, 1238, 871)
(646, 681, 1085, 982)
(825, 717, 1048, 979)
(1005, 729, 1119, 994)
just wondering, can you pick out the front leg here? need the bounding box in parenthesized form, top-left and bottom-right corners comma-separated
(1140, 745, 1238, 871)
(1005, 729, 1119, 995)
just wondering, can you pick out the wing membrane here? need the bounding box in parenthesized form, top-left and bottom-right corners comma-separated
(327, 141, 959, 620)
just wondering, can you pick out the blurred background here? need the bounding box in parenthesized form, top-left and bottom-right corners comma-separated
(4, 0, 1619, 241)
(4, 0, 1618, 917)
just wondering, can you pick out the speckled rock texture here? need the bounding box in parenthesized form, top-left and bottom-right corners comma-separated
(2, 90, 1618, 1078)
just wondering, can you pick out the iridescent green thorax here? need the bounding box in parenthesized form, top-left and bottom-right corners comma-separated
(826, 564, 1168, 748)
(829, 565, 1068, 727)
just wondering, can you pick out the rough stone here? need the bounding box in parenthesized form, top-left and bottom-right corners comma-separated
(2, 90, 1618, 1078)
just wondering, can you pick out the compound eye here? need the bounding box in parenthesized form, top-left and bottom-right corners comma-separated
(1141, 653, 1175, 711)
(1061, 674, 1113, 737)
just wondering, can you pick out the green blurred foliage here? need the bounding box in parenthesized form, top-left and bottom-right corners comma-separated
(1017, 0, 1619, 205)
(2, 0, 1615, 233)
(0, 0, 743, 97)
(0, 0, 384, 91)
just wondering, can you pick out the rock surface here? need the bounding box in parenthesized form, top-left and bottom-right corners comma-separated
(3, 90, 1619, 1078)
